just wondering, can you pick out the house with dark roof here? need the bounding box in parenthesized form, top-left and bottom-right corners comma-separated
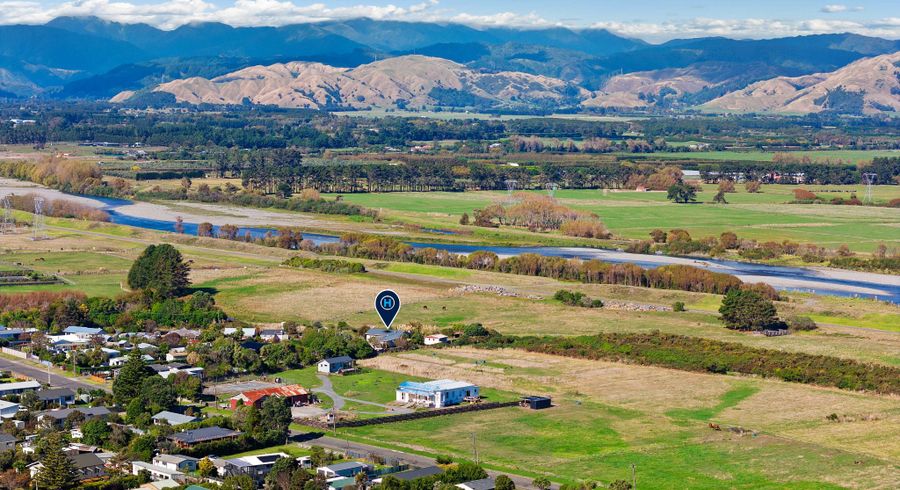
(168, 426, 241, 448)
(365, 328, 407, 350)
(38, 406, 111, 427)
(0, 380, 41, 397)
(218, 452, 289, 483)
(29, 453, 106, 480)
(0, 433, 15, 451)
(36, 387, 76, 406)
(317, 356, 355, 374)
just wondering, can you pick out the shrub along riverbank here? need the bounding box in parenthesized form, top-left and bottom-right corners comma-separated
(316, 233, 781, 299)
(455, 330, 900, 395)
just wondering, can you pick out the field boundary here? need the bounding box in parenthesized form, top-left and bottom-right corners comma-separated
(296, 401, 519, 428)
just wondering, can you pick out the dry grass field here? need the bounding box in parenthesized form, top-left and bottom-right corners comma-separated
(353, 348, 900, 488)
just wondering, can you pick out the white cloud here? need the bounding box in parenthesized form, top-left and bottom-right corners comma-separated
(591, 16, 900, 41)
(822, 4, 847, 13)
(0, 1, 895, 41)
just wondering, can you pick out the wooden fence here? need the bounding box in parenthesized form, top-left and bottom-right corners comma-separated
(296, 400, 520, 429)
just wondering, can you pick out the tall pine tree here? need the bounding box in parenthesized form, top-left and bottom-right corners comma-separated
(113, 349, 151, 405)
(34, 432, 77, 490)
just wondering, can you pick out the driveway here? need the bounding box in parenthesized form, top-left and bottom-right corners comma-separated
(313, 374, 413, 415)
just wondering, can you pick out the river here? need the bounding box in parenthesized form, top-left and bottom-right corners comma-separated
(2, 179, 898, 303)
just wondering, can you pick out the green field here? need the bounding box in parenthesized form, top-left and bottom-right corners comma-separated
(330, 184, 900, 252)
(623, 149, 900, 164)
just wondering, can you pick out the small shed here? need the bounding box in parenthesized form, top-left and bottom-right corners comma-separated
(521, 396, 551, 410)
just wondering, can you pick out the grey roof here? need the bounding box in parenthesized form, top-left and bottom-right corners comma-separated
(169, 426, 240, 444)
(458, 478, 495, 490)
(390, 466, 443, 481)
(155, 454, 199, 465)
(152, 411, 197, 426)
(70, 453, 104, 469)
(36, 388, 76, 401)
(0, 433, 15, 444)
(322, 356, 353, 364)
(40, 406, 111, 420)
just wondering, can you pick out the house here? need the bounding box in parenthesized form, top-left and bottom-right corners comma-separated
(153, 454, 199, 473)
(168, 426, 241, 448)
(457, 478, 495, 490)
(0, 433, 15, 451)
(317, 461, 371, 478)
(328, 477, 357, 490)
(29, 453, 106, 480)
(48, 337, 90, 352)
(258, 329, 285, 342)
(0, 400, 20, 419)
(396, 380, 479, 408)
(0, 327, 26, 341)
(132, 461, 185, 482)
(229, 384, 309, 410)
(36, 387, 76, 406)
(0, 380, 41, 397)
(365, 328, 406, 350)
(318, 356, 355, 374)
(165, 347, 188, 362)
(424, 334, 449, 346)
(38, 406, 111, 427)
(150, 363, 204, 379)
(218, 452, 289, 482)
(152, 411, 198, 427)
(63, 326, 106, 341)
(167, 328, 201, 341)
(111, 354, 154, 367)
(139, 480, 181, 490)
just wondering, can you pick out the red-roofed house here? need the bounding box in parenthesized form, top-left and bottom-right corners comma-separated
(229, 384, 310, 410)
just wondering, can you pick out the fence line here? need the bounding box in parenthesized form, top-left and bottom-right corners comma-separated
(296, 401, 519, 429)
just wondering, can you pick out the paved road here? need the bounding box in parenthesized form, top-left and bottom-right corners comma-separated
(292, 432, 550, 490)
(0, 355, 109, 392)
(313, 374, 413, 415)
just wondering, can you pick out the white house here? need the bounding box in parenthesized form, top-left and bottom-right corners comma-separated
(132, 461, 184, 481)
(424, 334, 449, 346)
(152, 454, 199, 473)
(0, 400, 20, 418)
(0, 380, 41, 397)
(317, 356, 355, 374)
(218, 452, 289, 482)
(317, 462, 371, 478)
(396, 380, 479, 408)
(62, 326, 107, 341)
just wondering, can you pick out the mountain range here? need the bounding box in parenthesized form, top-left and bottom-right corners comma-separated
(2, 16, 899, 114)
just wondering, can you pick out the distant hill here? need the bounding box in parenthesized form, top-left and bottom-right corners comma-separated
(115, 55, 589, 110)
(704, 51, 900, 114)
(1, 16, 899, 110)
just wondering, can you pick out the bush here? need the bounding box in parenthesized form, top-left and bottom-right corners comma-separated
(560, 218, 610, 239)
(282, 257, 366, 273)
(786, 315, 817, 331)
(553, 290, 602, 308)
(792, 188, 818, 201)
(718, 289, 781, 331)
(672, 301, 685, 312)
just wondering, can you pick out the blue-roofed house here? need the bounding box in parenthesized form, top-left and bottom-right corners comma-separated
(63, 326, 106, 341)
(396, 380, 479, 408)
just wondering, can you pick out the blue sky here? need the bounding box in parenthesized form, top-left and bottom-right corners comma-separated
(1, 0, 898, 41)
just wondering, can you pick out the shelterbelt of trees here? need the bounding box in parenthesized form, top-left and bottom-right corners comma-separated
(318, 232, 781, 299)
(454, 328, 900, 395)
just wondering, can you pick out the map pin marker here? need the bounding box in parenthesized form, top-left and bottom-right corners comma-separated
(375, 289, 401, 329)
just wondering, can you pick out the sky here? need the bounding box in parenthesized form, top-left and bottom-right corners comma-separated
(0, 0, 898, 42)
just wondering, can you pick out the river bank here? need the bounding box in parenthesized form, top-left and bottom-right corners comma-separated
(1, 177, 897, 302)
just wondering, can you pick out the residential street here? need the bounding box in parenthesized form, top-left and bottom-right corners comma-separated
(0, 355, 109, 392)
(292, 431, 549, 490)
